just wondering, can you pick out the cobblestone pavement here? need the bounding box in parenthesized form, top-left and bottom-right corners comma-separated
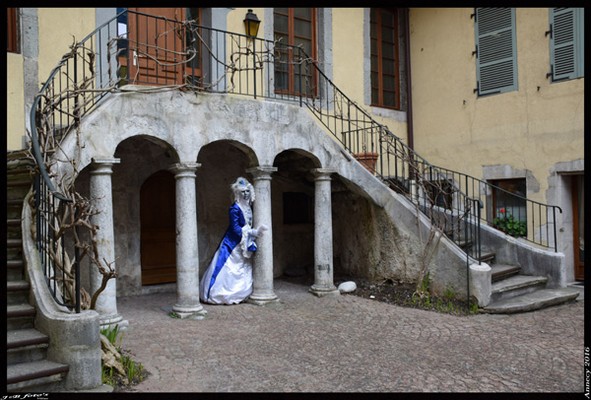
(116, 278, 584, 393)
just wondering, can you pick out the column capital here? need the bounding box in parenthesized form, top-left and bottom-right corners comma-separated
(169, 162, 201, 172)
(169, 162, 201, 178)
(90, 158, 121, 174)
(247, 165, 277, 180)
(312, 168, 336, 180)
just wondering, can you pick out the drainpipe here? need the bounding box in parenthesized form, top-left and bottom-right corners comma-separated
(404, 8, 414, 151)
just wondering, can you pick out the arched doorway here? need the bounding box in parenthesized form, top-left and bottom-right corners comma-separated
(140, 170, 177, 285)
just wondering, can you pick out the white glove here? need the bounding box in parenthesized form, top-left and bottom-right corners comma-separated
(251, 224, 268, 237)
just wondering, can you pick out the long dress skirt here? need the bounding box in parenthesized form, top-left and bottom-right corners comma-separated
(199, 203, 253, 304)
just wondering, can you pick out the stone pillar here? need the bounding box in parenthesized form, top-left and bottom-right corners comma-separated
(246, 166, 279, 305)
(310, 168, 339, 297)
(169, 162, 206, 318)
(89, 158, 125, 327)
(469, 262, 492, 307)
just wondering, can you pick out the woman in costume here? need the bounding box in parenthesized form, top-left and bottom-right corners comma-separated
(199, 177, 267, 304)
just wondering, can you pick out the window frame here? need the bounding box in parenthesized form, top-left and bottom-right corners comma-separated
(273, 8, 318, 97)
(474, 8, 518, 96)
(490, 178, 527, 222)
(549, 7, 584, 82)
(370, 8, 401, 110)
(7, 7, 19, 53)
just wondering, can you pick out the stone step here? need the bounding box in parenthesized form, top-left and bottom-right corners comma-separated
(7, 280, 30, 305)
(490, 263, 521, 282)
(7, 304, 36, 331)
(478, 251, 496, 264)
(491, 274, 548, 302)
(567, 282, 584, 300)
(482, 288, 580, 314)
(7, 303, 36, 321)
(8, 259, 24, 281)
(7, 328, 50, 350)
(7, 186, 32, 201)
(7, 329, 50, 365)
(7, 238, 23, 248)
(6, 360, 69, 391)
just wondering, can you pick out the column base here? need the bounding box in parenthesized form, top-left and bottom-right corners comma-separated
(309, 285, 340, 297)
(99, 314, 129, 331)
(247, 293, 280, 305)
(172, 303, 207, 319)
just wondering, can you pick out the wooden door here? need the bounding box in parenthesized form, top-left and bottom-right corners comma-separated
(572, 175, 584, 281)
(126, 7, 187, 86)
(140, 170, 177, 285)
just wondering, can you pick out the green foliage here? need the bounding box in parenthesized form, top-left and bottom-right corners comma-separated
(443, 286, 456, 301)
(121, 352, 145, 383)
(100, 324, 146, 387)
(102, 365, 115, 386)
(101, 324, 122, 348)
(492, 209, 527, 237)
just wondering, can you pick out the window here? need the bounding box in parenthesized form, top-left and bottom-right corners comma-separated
(549, 8, 584, 81)
(274, 8, 317, 96)
(490, 178, 527, 237)
(474, 8, 517, 96)
(119, 8, 202, 86)
(7, 8, 19, 53)
(370, 8, 400, 109)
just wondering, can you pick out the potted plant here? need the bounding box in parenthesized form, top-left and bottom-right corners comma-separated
(492, 208, 527, 237)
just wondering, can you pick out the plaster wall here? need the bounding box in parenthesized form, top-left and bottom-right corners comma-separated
(7, 53, 25, 150)
(409, 8, 584, 207)
(37, 8, 96, 88)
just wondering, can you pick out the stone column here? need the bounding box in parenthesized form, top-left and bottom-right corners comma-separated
(246, 166, 279, 305)
(169, 162, 206, 318)
(89, 158, 125, 327)
(310, 168, 339, 297)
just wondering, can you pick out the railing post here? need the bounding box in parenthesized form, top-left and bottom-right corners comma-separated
(74, 207, 81, 313)
(553, 206, 558, 252)
(252, 38, 257, 99)
(298, 48, 303, 106)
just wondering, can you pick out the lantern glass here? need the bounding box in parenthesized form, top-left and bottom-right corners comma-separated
(243, 9, 260, 38)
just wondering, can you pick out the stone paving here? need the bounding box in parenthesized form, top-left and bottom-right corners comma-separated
(116, 277, 584, 393)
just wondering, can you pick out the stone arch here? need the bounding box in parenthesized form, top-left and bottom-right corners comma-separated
(195, 140, 259, 277)
(111, 135, 180, 295)
(271, 149, 322, 280)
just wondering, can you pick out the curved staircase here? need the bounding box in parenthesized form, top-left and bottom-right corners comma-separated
(6, 151, 70, 392)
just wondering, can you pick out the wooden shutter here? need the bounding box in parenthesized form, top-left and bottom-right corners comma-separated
(550, 8, 583, 81)
(370, 8, 400, 109)
(273, 8, 317, 96)
(475, 8, 517, 95)
(7, 8, 18, 53)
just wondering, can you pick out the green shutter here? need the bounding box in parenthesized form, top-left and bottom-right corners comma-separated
(576, 9, 584, 77)
(475, 8, 518, 95)
(550, 8, 584, 81)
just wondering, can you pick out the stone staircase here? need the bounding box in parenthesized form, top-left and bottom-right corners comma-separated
(6, 151, 70, 392)
(479, 252, 580, 314)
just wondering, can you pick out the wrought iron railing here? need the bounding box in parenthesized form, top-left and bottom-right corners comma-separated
(30, 10, 562, 311)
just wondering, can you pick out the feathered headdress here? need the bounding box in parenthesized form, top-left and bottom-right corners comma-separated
(231, 176, 255, 204)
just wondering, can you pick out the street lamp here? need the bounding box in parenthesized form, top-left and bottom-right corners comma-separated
(243, 9, 260, 38)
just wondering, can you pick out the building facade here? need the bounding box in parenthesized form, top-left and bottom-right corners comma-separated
(5, 7, 584, 390)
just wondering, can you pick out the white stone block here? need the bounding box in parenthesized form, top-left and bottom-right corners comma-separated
(469, 262, 492, 307)
(338, 281, 357, 293)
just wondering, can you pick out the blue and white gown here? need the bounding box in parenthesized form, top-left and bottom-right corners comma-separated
(199, 202, 257, 304)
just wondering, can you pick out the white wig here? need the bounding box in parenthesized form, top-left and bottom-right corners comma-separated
(231, 176, 255, 204)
